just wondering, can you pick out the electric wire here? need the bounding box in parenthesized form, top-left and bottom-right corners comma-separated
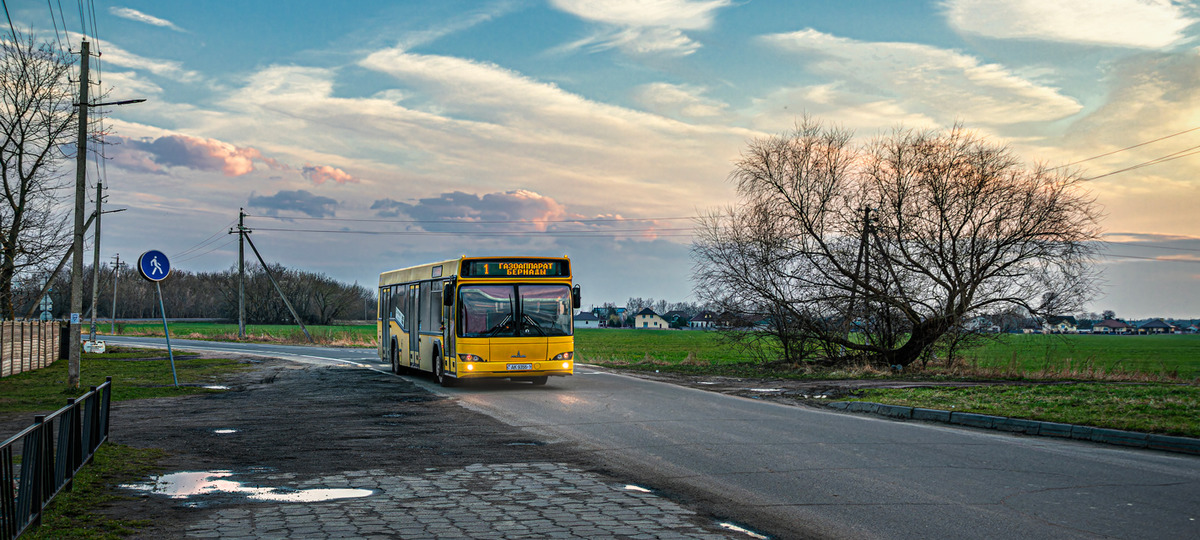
(54, 0, 71, 51)
(249, 226, 696, 238)
(174, 238, 237, 264)
(2, 0, 19, 45)
(45, 0, 65, 53)
(1083, 143, 1200, 181)
(173, 219, 237, 258)
(1103, 253, 1200, 265)
(1052, 125, 1200, 170)
(251, 214, 695, 224)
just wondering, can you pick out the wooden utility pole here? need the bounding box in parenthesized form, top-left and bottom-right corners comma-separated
(68, 40, 91, 388)
(89, 180, 102, 341)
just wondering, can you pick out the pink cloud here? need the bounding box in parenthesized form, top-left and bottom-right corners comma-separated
(112, 134, 283, 177)
(302, 164, 358, 185)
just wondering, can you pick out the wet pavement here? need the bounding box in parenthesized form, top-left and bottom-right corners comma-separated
(132, 463, 737, 539)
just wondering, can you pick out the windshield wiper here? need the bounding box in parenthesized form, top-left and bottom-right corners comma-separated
(487, 315, 513, 336)
(522, 314, 547, 336)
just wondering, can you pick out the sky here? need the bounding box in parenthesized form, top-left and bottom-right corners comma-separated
(8, 0, 1200, 319)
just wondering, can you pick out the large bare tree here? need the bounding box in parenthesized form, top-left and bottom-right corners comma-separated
(694, 120, 1102, 368)
(0, 31, 75, 318)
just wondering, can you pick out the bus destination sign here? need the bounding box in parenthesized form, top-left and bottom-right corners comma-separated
(464, 260, 567, 278)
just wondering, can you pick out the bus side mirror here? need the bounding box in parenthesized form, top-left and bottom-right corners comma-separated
(442, 278, 456, 307)
(572, 285, 581, 309)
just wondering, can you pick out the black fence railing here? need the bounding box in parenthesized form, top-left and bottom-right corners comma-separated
(0, 378, 112, 539)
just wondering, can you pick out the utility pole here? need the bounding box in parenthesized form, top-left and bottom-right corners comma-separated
(110, 254, 121, 335)
(68, 40, 91, 389)
(89, 180, 102, 341)
(232, 209, 247, 338)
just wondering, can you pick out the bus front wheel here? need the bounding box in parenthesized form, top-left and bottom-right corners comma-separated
(530, 376, 548, 386)
(435, 352, 456, 387)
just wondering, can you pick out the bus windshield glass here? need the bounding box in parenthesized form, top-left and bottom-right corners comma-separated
(459, 284, 572, 337)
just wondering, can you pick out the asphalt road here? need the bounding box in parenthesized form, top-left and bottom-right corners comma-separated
(106, 336, 1200, 539)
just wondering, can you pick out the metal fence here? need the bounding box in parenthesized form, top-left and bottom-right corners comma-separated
(0, 378, 112, 539)
(0, 322, 63, 378)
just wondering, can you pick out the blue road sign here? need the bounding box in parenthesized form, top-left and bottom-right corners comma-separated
(138, 250, 171, 282)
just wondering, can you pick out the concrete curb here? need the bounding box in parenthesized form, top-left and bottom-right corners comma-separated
(828, 401, 1200, 456)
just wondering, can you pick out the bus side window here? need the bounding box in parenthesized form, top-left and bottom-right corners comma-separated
(393, 287, 407, 331)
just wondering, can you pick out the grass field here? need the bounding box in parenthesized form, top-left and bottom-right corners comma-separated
(576, 328, 1200, 380)
(0, 347, 253, 414)
(957, 334, 1200, 379)
(117, 322, 376, 347)
(849, 384, 1200, 438)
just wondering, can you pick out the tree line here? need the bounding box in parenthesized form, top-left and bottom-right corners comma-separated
(17, 263, 376, 325)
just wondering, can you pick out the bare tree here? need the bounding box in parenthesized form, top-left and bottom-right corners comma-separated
(0, 31, 75, 318)
(694, 120, 1102, 368)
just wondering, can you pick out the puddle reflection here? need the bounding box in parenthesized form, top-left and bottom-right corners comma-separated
(121, 471, 373, 503)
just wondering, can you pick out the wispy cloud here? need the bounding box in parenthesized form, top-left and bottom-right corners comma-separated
(72, 32, 200, 82)
(550, 0, 732, 56)
(302, 165, 357, 185)
(109, 7, 187, 33)
(760, 29, 1082, 127)
(633, 82, 728, 119)
(941, 0, 1195, 49)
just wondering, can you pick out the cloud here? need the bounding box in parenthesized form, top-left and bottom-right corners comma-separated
(372, 190, 568, 231)
(760, 29, 1083, 126)
(248, 190, 338, 218)
(550, 0, 732, 56)
(109, 7, 187, 33)
(941, 0, 1195, 49)
(71, 33, 200, 82)
(633, 82, 728, 119)
(115, 135, 282, 176)
(302, 165, 357, 185)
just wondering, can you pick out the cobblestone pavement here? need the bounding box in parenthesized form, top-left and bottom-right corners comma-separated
(175, 462, 736, 539)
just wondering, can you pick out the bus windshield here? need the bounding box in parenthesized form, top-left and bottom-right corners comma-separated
(459, 284, 572, 337)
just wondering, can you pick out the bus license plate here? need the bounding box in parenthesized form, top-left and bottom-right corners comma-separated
(507, 363, 533, 371)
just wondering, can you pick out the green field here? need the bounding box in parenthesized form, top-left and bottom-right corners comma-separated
(576, 329, 1200, 380)
(118, 322, 376, 347)
(957, 334, 1200, 379)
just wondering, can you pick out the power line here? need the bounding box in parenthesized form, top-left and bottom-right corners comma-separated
(249, 214, 696, 225)
(1054, 125, 1200, 169)
(251, 226, 696, 238)
(173, 219, 237, 258)
(46, 0, 65, 53)
(175, 238, 237, 264)
(2, 0, 19, 45)
(1083, 143, 1200, 181)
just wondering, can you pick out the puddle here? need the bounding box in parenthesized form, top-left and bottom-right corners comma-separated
(698, 382, 717, 385)
(624, 484, 653, 493)
(719, 521, 770, 539)
(202, 385, 230, 390)
(504, 441, 545, 446)
(750, 388, 783, 393)
(213, 429, 238, 434)
(121, 471, 373, 503)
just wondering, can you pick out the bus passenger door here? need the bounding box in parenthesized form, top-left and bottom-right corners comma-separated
(408, 284, 420, 370)
(379, 286, 390, 362)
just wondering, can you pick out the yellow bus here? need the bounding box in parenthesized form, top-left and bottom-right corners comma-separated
(378, 256, 580, 386)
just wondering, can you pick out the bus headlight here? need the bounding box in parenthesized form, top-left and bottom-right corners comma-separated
(552, 351, 573, 361)
(459, 354, 483, 362)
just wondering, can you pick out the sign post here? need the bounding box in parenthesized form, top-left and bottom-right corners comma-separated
(138, 250, 177, 387)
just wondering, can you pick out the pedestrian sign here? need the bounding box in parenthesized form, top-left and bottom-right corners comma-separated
(137, 250, 171, 282)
